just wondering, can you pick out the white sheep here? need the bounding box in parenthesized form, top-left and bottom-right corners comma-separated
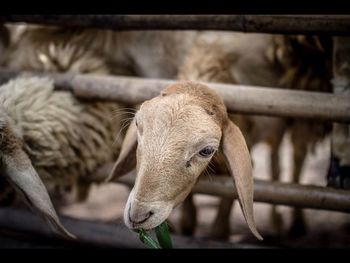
(0, 25, 126, 238)
(0, 76, 123, 238)
(4, 24, 197, 78)
(107, 80, 263, 241)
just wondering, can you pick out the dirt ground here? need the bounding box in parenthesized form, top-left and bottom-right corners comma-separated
(60, 133, 350, 248)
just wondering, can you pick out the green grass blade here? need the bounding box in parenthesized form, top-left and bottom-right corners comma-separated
(139, 230, 161, 249)
(155, 222, 173, 249)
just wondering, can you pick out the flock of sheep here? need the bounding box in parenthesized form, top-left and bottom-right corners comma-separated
(0, 22, 339, 245)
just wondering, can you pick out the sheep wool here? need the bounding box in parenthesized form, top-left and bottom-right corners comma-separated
(0, 76, 123, 205)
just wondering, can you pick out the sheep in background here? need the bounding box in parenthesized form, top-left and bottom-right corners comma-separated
(175, 33, 333, 239)
(2, 23, 127, 201)
(3, 25, 111, 75)
(3, 24, 197, 78)
(0, 25, 126, 237)
(0, 76, 123, 238)
(267, 35, 333, 237)
(203, 32, 333, 238)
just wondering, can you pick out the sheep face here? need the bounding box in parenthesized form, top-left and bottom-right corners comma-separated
(126, 95, 222, 230)
(109, 81, 262, 240)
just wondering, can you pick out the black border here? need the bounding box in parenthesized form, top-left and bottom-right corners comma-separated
(1, 0, 349, 259)
(1, 0, 350, 14)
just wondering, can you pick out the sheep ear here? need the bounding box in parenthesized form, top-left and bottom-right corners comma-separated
(106, 118, 138, 182)
(3, 149, 76, 240)
(221, 119, 263, 240)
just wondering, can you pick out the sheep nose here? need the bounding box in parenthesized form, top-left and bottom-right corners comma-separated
(128, 205, 153, 225)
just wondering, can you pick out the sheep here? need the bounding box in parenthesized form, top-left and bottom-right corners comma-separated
(267, 34, 333, 237)
(0, 25, 127, 238)
(3, 24, 197, 78)
(107, 80, 263, 241)
(3, 23, 126, 197)
(4, 25, 111, 75)
(0, 76, 124, 238)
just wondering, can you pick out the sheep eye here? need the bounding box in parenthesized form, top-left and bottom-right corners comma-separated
(198, 146, 215, 157)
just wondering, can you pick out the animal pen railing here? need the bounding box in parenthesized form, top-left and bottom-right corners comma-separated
(0, 15, 350, 247)
(1, 15, 350, 35)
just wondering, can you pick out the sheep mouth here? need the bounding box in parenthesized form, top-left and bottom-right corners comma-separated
(127, 210, 170, 231)
(128, 209, 154, 228)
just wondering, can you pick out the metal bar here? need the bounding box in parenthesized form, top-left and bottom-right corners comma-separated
(112, 170, 350, 213)
(0, 15, 350, 35)
(1, 69, 349, 123)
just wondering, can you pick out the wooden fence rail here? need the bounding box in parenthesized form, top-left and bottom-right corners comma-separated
(98, 168, 350, 213)
(1, 70, 349, 123)
(1, 15, 350, 35)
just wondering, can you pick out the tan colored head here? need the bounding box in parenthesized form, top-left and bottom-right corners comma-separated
(108, 81, 262, 240)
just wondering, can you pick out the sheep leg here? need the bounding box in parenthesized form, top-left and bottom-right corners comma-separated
(209, 197, 234, 240)
(179, 192, 197, 236)
(289, 136, 308, 238)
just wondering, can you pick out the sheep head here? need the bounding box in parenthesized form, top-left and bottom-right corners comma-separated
(108, 81, 262, 240)
(0, 112, 75, 239)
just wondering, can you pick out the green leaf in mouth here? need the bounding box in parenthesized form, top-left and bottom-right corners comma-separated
(155, 222, 173, 249)
(138, 221, 173, 249)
